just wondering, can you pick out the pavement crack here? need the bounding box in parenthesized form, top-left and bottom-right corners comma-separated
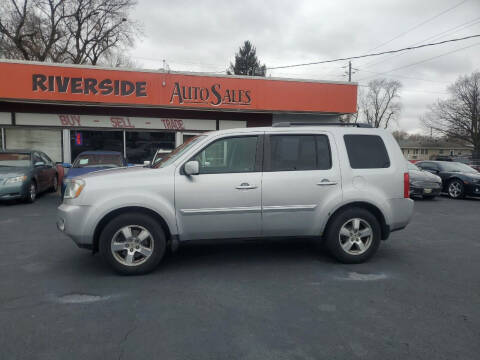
(118, 324, 136, 360)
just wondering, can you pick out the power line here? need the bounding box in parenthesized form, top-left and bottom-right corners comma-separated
(360, 16, 480, 69)
(267, 34, 480, 70)
(356, 69, 451, 84)
(368, 0, 468, 52)
(357, 41, 480, 82)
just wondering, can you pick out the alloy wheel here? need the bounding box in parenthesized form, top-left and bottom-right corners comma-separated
(338, 218, 373, 255)
(29, 183, 36, 202)
(448, 181, 462, 198)
(111, 225, 154, 266)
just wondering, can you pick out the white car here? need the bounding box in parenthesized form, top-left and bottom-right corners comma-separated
(58, 123, 414, 274)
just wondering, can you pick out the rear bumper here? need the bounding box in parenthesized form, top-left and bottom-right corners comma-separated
(388, 198, 414, 232)
(410, 185, 441, 197)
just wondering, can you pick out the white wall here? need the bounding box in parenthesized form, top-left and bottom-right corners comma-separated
(5, 128, 62, 162)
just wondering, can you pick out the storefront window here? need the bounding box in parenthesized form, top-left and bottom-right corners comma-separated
(70, 130, 123, 162)
(125, 131, 175, 164)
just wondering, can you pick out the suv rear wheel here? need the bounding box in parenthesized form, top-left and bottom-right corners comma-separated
(99, 213, 166, 275)
(325, 208, 381, 263)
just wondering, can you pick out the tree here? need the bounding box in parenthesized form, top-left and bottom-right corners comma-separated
(423, 71, 480, 159)
(0, 0, 140, 65)
(228, 40, 266, 76)
(359, 78, 402, 128)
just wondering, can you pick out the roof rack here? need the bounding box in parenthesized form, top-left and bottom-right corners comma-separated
(272, 122, 372, 128)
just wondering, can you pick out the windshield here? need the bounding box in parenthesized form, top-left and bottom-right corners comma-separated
(439, 161, 477, 173)
(0, 153, 31, 167)
(73, 154, 124, 168)
(407, 162, 420, 171)
(154, 135, 207, 168)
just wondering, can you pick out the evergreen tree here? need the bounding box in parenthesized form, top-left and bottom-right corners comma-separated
(228, 40, 266, 76)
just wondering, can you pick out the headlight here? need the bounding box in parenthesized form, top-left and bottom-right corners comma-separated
(63, 179, 86, 199)
(5, 175, 27, 184)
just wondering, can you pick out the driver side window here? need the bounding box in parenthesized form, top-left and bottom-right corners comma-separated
(192, 136, 258, 174)
(32, 152, 43, 166)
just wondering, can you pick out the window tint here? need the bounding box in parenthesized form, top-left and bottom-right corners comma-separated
(418, 162, 437, 170)
(32, 152, 43, 165)
(39, 152, 52, 166)
(267, 134, 331, 171)
(344, 135, 390, 169)
(193, 136, 258, 174)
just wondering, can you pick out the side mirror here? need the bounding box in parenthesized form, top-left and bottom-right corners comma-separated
(62, 163, 72, 168)
(143, 160, 151, 166)
(34, 161, 45, 167)
(184, 161, 199, 176)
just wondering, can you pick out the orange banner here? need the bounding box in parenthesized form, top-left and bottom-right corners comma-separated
(0, 61, 357, 113)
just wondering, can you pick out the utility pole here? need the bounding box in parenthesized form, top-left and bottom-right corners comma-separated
(348, 61, 352, 82)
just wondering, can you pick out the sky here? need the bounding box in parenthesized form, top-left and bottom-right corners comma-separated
(129, 0, 480, 134)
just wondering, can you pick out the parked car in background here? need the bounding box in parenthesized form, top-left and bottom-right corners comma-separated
(57, 124, 414, 275)
(407, 162, 442, 199)
(62, 151, 127, 196)
(144, 149, 172, 167)
(416, 160, 480, 199)
(0, 150, 58, 203)
(455, 157, 480, 172)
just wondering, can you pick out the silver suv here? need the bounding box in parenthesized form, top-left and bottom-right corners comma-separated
(57, 123, 414, 274)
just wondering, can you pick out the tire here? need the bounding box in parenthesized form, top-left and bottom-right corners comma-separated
(25, 181, 37, 203)
(324, 208, 381, 264)
(99, 213, 166, 275)
(447, 179, 464, 199)
(50, 175, 58, 193)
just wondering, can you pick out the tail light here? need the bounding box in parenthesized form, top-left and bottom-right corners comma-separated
(404, 172, 410, 198)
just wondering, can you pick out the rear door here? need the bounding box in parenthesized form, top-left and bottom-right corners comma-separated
(261, 132, 341, 237)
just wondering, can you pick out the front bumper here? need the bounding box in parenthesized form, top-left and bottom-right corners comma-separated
(0, 183, 27, 200)
(464, 183, 480, 197)
(57, 203, 94, 248)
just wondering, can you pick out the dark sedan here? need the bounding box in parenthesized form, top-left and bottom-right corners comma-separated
(407, 162, 442, 199)
(0, 150, 58, 203)
(416, 160, 480, 199)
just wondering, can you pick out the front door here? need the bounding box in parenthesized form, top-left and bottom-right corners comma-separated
(261, 132, 341, 237)
(175, 134, 263, 240)
(32, 152, 48, 191)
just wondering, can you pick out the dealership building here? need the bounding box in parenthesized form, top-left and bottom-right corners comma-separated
(0, 60, 357, 164)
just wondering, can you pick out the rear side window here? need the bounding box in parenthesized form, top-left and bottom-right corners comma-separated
(266, 134, 332, 171)
(344, 135, 390, 169)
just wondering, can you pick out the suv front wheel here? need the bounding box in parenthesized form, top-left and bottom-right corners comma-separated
(325, 208, 381, 264)
(99, 213, 166, 275)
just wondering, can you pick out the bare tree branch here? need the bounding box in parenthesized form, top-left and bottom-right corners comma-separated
(0, 0, 141, 65)
(423, 71, 480, 158)
(359, 78, 402, 128)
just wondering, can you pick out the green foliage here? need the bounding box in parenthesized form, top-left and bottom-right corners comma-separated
(228, 40, 266, 76)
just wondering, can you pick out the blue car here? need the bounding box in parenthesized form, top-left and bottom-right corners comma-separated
(62, 151, 127, 197)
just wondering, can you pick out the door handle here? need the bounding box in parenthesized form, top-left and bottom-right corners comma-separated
(236, 183, 258, 190)
(317, 179, 338, 186)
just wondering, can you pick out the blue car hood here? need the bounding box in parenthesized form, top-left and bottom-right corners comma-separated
(65, 167, 115, 179)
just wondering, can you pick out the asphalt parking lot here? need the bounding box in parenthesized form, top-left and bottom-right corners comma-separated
(1, 194, 479, 360)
